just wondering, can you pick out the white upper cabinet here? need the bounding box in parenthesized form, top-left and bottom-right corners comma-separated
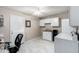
(70, 7, 79, 26)
(40, 17, 59, 26)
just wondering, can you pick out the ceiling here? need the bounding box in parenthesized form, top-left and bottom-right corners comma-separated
(5, 6, 69, 18)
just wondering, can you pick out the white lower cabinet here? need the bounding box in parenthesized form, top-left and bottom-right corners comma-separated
(55, 38, 78, 53)
(42, 31, 52, 41)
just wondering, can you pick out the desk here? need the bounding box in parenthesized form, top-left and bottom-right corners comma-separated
(0, 42, 11, 49)
(0, 34, 4, 48)
(0, 34, 9, 53)
(0, 42, 10, 53)
(0, 40, 4, 49)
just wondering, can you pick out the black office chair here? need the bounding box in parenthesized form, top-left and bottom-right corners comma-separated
(8, 33, 23, 53)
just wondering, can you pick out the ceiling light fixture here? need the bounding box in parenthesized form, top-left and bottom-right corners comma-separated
(33, 6, 46, 16)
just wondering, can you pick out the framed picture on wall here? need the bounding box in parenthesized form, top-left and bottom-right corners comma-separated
(0, 15, 4, 27)
(25, 20, 31, 27)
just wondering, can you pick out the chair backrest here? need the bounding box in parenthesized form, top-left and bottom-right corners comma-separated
(15, 34, 23, 48)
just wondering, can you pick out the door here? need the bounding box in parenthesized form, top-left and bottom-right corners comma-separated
(10, 15, 25, 46)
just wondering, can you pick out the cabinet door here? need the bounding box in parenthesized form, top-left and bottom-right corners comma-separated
(43, 32, 52, 41)
(70, 6, 79, 26)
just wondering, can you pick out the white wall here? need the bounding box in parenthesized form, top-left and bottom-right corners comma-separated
(25, 16, 41, 39)
(70, 6, 79, 26)
(0, 7, 41, 41)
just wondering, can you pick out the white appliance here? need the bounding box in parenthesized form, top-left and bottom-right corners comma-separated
(61, 19, 73, 34)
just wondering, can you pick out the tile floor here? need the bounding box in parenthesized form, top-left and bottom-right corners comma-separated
(18, 37, 54, 53)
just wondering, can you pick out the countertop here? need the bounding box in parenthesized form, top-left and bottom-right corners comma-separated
(55, 33, 78, 41)
(42, 30, 53, 32)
